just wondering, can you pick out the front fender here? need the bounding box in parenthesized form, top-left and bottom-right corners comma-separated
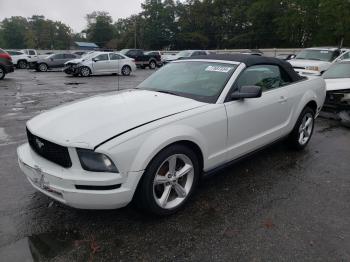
(99, 124, 208, 174)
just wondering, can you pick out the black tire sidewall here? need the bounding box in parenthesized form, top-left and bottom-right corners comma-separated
(135, 144, 200, 216)
(289, 107, 315, 150)
(18, 60, 27, 69)
(122, 65, 131, 76)
(80, 66, 91, 77)
(0, 68, 5, 80)
(38, 63, 48, 72)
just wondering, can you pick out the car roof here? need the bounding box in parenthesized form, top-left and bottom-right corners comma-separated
(188, 53, 302, 82)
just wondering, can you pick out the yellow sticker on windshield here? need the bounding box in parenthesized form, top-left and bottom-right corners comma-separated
(205, 65, 233, 73)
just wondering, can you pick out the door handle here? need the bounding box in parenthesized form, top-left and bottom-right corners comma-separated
(278, 96, 288, 103)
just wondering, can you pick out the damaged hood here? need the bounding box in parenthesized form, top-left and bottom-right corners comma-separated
(27, 90, 205, 149)
(325, 78, 350, 91)
(64, 58, 83, 65)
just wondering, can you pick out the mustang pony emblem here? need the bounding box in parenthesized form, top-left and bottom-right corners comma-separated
(35, 138, 44, 149)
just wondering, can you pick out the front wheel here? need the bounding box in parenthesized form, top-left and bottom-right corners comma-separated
(288, 107, 315, 150)
(134, 144, 200, 216)
(80, 66, 91, 77)
(38, 63, 48, 72)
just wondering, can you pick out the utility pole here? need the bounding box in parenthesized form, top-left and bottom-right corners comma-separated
(134, 19, 137, 49)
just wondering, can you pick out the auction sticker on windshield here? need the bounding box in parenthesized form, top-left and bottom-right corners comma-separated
(205, 65, 233, 73)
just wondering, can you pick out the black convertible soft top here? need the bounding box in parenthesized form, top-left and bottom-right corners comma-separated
(189, 54, 302, 82)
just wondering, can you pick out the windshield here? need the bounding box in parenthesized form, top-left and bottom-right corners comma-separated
(137, 61, 237, 103)
(177, 51, 191, 57)
(82, 52, 96, 60)
(295, 49, 339, 62)
(323, 63, 350, 79)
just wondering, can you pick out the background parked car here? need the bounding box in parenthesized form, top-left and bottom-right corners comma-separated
(34, 53, 79, 72)
(6, 50, 30, 69)
(145, 51, 166, 64)
(64, 52, 136, 77)
(0, 48, 14, 80)
(322, 59, 350, 113)
(121, 49, 162, 69)
(163, 50, 210, 64)
(289, 47, 350, 76)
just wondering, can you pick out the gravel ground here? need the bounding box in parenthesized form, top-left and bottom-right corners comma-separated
(0, 69, 349, 262)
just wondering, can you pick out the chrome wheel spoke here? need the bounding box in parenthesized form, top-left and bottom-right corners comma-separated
(173, 183, 186, 198)
(154, 175, 168, 185)
(159, 185, 172, 207)
(175, 164, 193, 179)
(168, 155, 177, 175)
(305, 118, 312, 128)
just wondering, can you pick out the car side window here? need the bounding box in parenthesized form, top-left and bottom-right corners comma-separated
(96, 54, 109, 61)
(64, 54, 76, 59)
(52, 54, 65, 59)
(234, 65, 292, 92)
(109, 53, 122, 60)
(29, 50, 35, 55)
(341, 52, 350, 60)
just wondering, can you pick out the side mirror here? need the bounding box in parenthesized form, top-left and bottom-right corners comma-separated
(230, 85, 262, 100)
(92, 58, 99, 62)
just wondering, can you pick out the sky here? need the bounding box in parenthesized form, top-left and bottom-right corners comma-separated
(0, 0, 144, 32)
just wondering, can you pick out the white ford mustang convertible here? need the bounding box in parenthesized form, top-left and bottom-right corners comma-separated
(17, 54, 326, 215)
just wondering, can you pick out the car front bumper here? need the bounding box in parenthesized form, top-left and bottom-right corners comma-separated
(17, 143, 143, 209)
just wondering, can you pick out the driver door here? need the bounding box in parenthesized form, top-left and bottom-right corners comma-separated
(92, 54, 110, 73)
(224, 65, 294, 161)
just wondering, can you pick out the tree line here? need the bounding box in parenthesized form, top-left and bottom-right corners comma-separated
(1, 0, 350, 50)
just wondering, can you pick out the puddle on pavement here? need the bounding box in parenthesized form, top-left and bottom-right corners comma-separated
(0, 230, 86, 261)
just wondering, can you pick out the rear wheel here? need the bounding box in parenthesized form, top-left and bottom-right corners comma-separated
(134, 144, 200, 216)
(17, 60, 27, 69)
(288, 107, 315, 150)
(121, 65, 131, 76)
(38, 63, 48, 72)
(80, 66, 91, 77)
(0, 67, 5, 80)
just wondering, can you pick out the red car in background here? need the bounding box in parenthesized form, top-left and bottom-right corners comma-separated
(0, 48, 14, 80)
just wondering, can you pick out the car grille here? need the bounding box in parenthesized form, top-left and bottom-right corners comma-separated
(26, 128, 72, 168)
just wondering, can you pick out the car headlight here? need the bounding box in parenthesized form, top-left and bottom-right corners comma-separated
(77, 148, 118, 173)
(305, 66, 320, 71)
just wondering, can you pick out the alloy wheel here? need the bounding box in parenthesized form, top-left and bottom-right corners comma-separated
(80, 67, 90, 77)
(298, 113, 313, 145)
(122, 66, 131, 76)
(39, 63, 48, 72)
(149, 61, 156, 69)
(153, 154, 194, 209)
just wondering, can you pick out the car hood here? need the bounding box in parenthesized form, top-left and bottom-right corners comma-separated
(289, 59, 331, 69)
(325, 78, 350, 91)
(27, 90, 206, 149)
(65, 58, 83, 65)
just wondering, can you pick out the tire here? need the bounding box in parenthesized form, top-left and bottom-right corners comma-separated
(134, 144, 200, 216)
(149, 60, 156, 69)
(288, 107, 315, 150)
(80, 66, 91, 77)
(38, 63, 48, 72)
(121, 65, 131, 76)
(17, 60, 27, 69)
(0, 66, 5, 80)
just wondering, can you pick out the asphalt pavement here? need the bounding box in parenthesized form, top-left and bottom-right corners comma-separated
(0, 69, 349, 262)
